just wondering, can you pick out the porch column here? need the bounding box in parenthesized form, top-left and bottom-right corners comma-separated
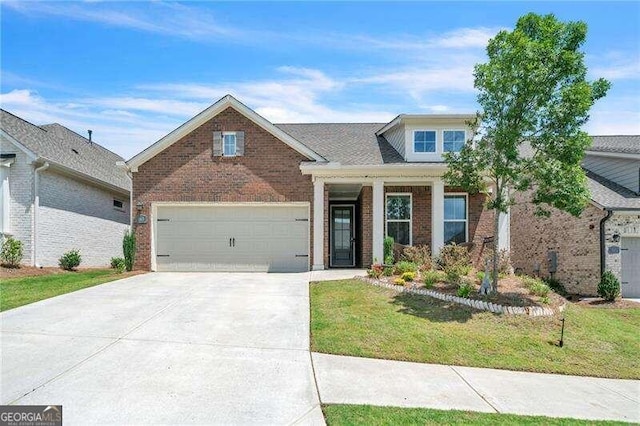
(312, 178, 325, 270)
(372, 179, 384, 263)
(431, 179, 445, 258)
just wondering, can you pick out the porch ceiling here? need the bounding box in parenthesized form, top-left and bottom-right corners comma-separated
(328, 183, 362, 200)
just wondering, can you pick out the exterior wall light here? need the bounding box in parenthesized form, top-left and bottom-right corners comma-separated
(612, 232, 620, 243)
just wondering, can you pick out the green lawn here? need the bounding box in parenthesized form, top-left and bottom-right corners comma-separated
(1, 269, 133, 311)
(323, 405, 628, 426)
(310, 280, 640, 379)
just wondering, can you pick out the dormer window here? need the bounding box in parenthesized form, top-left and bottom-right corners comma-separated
(223, 132, 237, 156)
(443, 130, 466, 152)
(414, 130, 436, 153)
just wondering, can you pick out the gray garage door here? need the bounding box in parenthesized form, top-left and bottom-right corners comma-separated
(621, 237, 640, 298)
(155, 205, 309, 272)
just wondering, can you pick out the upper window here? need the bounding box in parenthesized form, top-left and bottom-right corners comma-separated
(386, 194, 412, 246)
(443, 130, 466, 153)
(444, 195, 467, 244)
(223, 132, 237, 156)
(113, 199, 124, 211)
(414, 131, 436, 153)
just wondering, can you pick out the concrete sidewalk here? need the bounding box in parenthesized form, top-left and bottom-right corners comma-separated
(312, 353, 640, 423)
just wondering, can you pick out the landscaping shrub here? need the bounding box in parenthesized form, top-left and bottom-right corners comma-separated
(123, 229, 136, 272)
(383, 266, 394, 277)
(457, 280, 473, 298)
(401, 245, 431, 270)
(400, 271, 415, 282)
(383, 236, 394, 265)
(598, 271, 620, 301)
(423, 270, 444, 288)
(394, 261, 417, 275)
(529, 280, 550, 297)
(544, 277, 567, 296)
(110, 256, 126, 273)
(59, 249, 81, 271)
(393, 277, 405, 286)
(1, 236, 23, 268)
(438, 244, 471, 273)
(367, 263, 384, 279)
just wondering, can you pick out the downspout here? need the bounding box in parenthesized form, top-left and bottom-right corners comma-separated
(599, 208, 613, 278)
(33, 161, 50, 267)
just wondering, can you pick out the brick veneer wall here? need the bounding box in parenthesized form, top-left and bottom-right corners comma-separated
(511, 191, 606, 295)
(131, 106, 314, 270)
(359, 186, 373, 267)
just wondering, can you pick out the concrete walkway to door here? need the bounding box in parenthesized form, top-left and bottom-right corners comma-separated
(1, 272, 324, 425)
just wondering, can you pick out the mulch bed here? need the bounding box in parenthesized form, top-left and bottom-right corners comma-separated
(0, 265, 144, 280)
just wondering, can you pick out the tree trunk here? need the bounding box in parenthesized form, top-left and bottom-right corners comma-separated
(492, 209, 500, 293)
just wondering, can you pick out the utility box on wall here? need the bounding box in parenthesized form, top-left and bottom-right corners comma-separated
(547, 250, 558, 273)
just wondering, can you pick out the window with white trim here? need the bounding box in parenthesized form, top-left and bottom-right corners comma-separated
(444, 194, 467, 244)
(414, 130, 436, 153)
(443, 130, 466, 152)
(223, 132, 237, 156)
(386, 194, 411, 245)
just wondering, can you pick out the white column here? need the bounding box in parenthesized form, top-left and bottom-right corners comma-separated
(0, 165, 10, 234)
(431, 179, 445, 258)
(372, 179, 384, 264)
(498, 209, 510, 252)
(312, 178, 325, 270)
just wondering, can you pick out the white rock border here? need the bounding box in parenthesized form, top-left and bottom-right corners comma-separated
(357, 276, 565, 317)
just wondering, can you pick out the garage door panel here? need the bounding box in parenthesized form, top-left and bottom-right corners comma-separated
(621, 237, 640, 298)
(155, 205, 309, 272)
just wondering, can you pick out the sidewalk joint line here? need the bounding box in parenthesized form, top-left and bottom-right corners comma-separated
(450, 366, 500, 413)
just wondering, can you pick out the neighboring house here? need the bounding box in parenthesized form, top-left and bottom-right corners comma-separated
(124, 95, 502, 273)
(0, 110, 131, 267)
(511, 136, 640, 297)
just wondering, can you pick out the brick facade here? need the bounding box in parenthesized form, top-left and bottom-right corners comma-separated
(511, 191, 606, 295)
(132, 106, 314, 270)
(358, 186, 373, 267)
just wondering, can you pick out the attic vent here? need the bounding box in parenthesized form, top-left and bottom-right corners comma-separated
(71, 148, 79, 154)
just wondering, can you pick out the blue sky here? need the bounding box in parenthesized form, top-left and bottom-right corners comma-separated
(1, 1, 639, 159)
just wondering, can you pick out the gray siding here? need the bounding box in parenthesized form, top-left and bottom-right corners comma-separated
(584, 155, 639, 194)
(37, 169, 130, 267)
(383, 124, 405, 158)
(1, 135, 34, 264)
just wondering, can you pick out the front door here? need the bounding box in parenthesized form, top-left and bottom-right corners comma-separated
(331, 205, 355, 267)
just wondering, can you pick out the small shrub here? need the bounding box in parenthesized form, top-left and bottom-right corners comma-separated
(383, 236, 394, 264)
(394, 261, 417, 275)
(598, 271, 620, 301)
(530, 281, 550, 297)
(540, 295, 550, 305)
(544, 277, 567, 296)
(383, 266, 394, 277)
(123, 229, 136, 272)
(367, 263, 384, 279)
(520, 275, 539, 289)
(423, 270, 444, 288)
(400, 271, 415, 282)
(59, 249, 81, 271)
(401, 245, 431, 269)
(110, 256, 126, 273)
(393, 277, 405, 286)
(438, 243, 471, 280)
(457, 281, 473, 298)
(1, 236, 23, 268)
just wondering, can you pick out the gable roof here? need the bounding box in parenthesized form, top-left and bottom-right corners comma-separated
(588, 135, 640, 155)
(126, 95, 326, 170)
(275, 123, 405, 165)
(586, 170, 640, 210)
(0, 109, 130, 192)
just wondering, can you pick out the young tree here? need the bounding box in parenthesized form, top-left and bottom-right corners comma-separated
(444, 13, 610, 293)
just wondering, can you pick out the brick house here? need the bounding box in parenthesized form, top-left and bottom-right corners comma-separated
(511, 136, 640, 297)
(124, 95, 501, 273)
(1, 110, 131, 267)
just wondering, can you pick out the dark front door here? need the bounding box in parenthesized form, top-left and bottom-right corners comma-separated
(331, 205, 355, 267)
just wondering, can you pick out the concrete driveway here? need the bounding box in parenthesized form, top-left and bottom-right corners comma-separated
(1, 273, 324, 425)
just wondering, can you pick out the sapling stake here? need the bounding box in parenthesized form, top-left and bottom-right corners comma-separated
(559, 316, 565, 348)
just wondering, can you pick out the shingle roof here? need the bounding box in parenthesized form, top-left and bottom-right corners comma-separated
(275, 123, 405, 165)
(1, 110, 129, 191)
(588, 135, 640, 155)
(586, 170, 640, 210)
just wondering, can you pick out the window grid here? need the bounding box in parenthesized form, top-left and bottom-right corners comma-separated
(385, 193, 412, 246)
(223, 132, 237, 156)
(443, 130, 466, 153)
(444, 193, 468, 245)
(413, 130, 436, 153)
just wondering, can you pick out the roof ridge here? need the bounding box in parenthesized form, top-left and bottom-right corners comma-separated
(275, 122, 387, 125)
(1, 108, 49, 134)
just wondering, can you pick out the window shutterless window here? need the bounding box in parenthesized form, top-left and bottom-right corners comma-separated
(444, 194, 467, 244)
(443, 130, 466, 152)
(113, 199, 124, 210)
(385, 194, 412, 246)
(414, 130, 436, 153)
(223, 132, 237, 156)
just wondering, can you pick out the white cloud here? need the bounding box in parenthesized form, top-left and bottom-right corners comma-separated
(590, 58, 640, 81)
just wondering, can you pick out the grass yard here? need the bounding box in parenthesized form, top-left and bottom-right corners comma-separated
(0, 269, 138, 311)
(322, 405, 629, 425)
(310, 280, 640, 379)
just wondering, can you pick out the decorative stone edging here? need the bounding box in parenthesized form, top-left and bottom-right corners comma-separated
(357, 276, 566, 317)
